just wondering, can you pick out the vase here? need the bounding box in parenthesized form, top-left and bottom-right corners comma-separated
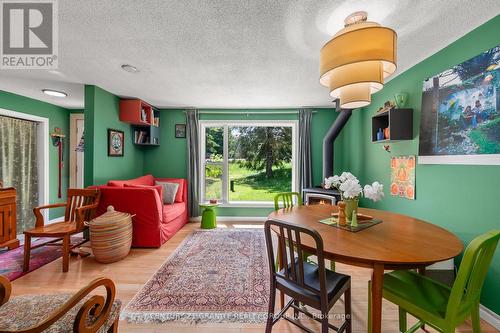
(344, 198, 359, 222)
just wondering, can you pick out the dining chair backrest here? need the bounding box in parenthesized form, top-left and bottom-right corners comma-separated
(65, 188, 101, 229)
(273, 192, 303, 211)
(264, 219, 328, 305)
(446, 230, 500, 318)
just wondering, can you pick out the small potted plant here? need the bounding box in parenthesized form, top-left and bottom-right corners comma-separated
(324, 172, 384, 222)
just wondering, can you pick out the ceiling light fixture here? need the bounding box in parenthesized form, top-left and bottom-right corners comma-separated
(121, 64, 138, 73)
(42, 89, 67, 98)
(320, 11, 397, 109)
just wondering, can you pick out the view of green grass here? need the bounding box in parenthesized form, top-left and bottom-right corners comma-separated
(205, 161, 292, 201)
(470, 117, 500, 153)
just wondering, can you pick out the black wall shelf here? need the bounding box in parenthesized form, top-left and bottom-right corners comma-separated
(372, 108, 413, 143)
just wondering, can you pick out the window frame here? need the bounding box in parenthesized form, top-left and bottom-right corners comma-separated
(199, 120, 299, 207)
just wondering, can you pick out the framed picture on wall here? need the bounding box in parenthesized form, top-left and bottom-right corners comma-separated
(418, 44, 500, 165)
(390, 155, 416, 200)
(175, 124, 186, 138)
(108, 129, 124, 157)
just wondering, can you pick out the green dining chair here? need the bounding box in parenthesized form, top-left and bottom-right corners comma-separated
(273, 192, 335, 271)
(273, 192, 302, 210)
(368, 230, 500, 333)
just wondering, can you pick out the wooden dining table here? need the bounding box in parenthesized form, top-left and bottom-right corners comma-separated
(267, 204, 463, 333)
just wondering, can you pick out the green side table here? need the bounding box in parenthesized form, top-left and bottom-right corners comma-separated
(199, 203, 218, 229)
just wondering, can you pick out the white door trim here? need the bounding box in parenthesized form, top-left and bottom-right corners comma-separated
(0, 108, 50, 222)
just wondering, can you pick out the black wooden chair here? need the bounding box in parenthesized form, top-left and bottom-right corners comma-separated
(264, 219, 352, 333)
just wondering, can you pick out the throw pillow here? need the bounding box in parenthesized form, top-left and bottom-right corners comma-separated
(156, 182, 179, 204)
(155, 178, 184, 202)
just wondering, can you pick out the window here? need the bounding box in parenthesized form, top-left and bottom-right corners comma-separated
(200, 120, 298, 206)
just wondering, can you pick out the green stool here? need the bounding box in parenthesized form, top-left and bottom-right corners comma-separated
(199, 203, 218, 229)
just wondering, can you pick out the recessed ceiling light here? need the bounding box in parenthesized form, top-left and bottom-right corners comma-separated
(121, 64, 138, 73)
(42, 89, 67, 98)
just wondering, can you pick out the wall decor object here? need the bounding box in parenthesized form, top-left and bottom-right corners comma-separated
(419, 44, 500, 165)
(108, 129, 124, 157)
(394, 92, 409, 108)
(175, 124, 186, 138)
(390, 155, 415, 200)
(50, 127, 65, 198)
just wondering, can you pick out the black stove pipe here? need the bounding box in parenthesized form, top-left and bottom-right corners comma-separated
(322, 109, 352, 180)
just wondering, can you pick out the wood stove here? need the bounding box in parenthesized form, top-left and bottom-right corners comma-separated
(302, 187, 341, 206)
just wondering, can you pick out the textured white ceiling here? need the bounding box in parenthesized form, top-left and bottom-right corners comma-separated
(0, 0, 499, 109)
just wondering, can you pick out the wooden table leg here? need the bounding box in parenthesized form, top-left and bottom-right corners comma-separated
(370, 263, 384, 333)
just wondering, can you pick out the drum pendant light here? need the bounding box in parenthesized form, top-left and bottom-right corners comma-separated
(320, 11, 397, 109)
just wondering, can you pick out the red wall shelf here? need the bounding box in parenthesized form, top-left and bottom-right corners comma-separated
(119, 99, 161, 146)
(119, 99, 153, 126)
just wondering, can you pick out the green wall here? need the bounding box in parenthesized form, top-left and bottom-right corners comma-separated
(337, 16, 500, 314)
(84, 85, 144, 186)
(143, 108, 338, 216)
(0, 90, 70, 218)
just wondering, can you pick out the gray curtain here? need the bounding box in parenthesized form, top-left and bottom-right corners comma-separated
(0, 116, 39, 232)
(298, 109, 312, 192)
(186, 110, 200, 217)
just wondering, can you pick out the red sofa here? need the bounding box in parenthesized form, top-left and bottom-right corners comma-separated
(93, 175, 188, 248)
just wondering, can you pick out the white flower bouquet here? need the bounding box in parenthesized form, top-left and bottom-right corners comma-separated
(324, 172, 384, 202)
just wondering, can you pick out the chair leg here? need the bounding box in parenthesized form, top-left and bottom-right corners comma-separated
(107, 318, 119, 333)
(293, 300, 300, 318)
(266, 280, 276, 333)
(23, 235, 31, 272)
(471, 302, 481, 333)
(62, 235, 70, 272)
(321, 312, 329, 333)
(367, 281, 372, 333)
(345, 287, 352, 333)
(398, 307, 407, 333)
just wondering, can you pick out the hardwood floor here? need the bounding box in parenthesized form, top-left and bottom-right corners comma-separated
(11, 222, 499, 332)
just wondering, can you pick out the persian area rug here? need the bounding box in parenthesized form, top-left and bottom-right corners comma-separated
(122, 229, 270, 323)
(0, 237, 83, 281)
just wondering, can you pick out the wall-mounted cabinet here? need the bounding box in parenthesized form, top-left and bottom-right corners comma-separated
(371, 108, 413, 143)
(119, 99, 160, 146)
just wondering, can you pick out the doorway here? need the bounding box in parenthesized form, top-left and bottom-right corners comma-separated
(0, 108, 49, 226)
(69, 114, 84, 188)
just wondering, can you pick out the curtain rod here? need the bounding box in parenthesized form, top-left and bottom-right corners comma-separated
(183, 110, 317, 115)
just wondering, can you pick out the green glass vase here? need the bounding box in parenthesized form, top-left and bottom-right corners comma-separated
(344, 198, 359, 223)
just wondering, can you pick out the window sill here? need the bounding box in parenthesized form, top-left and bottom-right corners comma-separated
(204, 201, 275, 208)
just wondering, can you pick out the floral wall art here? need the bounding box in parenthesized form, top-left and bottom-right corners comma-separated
(390, 155, 416, 200)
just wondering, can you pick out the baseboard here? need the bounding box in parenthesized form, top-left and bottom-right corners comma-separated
(480, 304, 500, 330)
(189, 216, 266, 222)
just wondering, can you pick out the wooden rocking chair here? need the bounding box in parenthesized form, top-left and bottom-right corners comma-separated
(23, 188, 101, 273)
(0, 275, 121, 332)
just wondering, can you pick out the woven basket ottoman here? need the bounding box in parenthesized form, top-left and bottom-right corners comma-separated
(88, 205, 133, 263)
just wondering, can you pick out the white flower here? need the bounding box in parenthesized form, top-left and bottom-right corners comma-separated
(364, 182, 384, 202)
(340, 172, 358, 183)
(339, 179, 362, 199)
(324, 175, 342, 189)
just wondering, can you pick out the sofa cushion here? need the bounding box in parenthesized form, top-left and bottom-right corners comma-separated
(107, 174, 155, 187)
(0, 293, 121, 333)
(155, 181, 179, 204)
(162, 203, 186, 222)
(124, 184, 163, 202)
(155, 178, 185, 203)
